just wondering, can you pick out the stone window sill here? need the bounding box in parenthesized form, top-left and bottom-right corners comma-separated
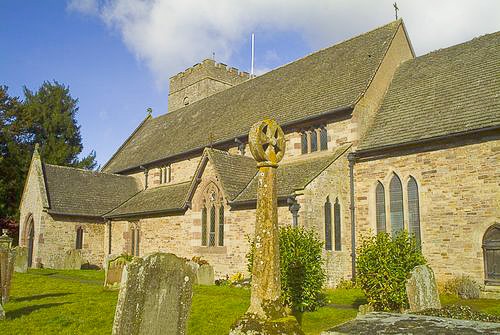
(193, 246, 227, 254)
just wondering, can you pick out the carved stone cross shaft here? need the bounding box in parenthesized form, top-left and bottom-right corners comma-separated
(247, 119, 285, 318)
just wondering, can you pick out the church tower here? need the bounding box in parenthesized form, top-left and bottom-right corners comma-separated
(168, 59, 250, 112)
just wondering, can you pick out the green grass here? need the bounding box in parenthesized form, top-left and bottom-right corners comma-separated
(1, 270, 499, 334)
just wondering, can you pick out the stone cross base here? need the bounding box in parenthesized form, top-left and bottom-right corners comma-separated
(230, 313, 304, 335)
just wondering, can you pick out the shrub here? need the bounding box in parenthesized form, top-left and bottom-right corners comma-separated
(356, 231, 426, 311)
(336, 278, 357, 289)
(246, 226, 326, 312)
(443, 275, 480, 299)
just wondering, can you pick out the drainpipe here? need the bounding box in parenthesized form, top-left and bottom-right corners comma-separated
(107, 220, 112, 255)
(287, 196, 300, 227)
(347, 152, 356, 281)
(139, 166, 148, 189)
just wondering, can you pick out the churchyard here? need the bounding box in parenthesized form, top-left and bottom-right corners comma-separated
(0, 269, 498, 334)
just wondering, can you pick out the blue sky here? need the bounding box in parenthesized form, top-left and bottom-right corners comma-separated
(1, 1, 499, 167)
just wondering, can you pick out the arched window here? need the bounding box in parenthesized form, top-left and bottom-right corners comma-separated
(201, 206, 207, 246)
(389, 174, 404, 236)
(407, 177, 421, 247)
(319, 127, 328, 151)
(334, 198, 341, 251)
(218, 205, 225, 246)
(310, 130, 318, 152)
(324, 197, 332, 250)
(301, 132, 308, 154)
(76, 226, 84, 250)
(483, 224, 500, 285)
(209, 205, 216, 247)
(375, 182, 386, 233)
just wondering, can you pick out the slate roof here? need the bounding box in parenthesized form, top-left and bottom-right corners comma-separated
(104, 181, 191, 218)
(204, 149, 257, 201)
(43, 164, 141, 217)
(234, 144, 351, 203)
(103, 20, 403, 173)
(358, 31, 500, 151)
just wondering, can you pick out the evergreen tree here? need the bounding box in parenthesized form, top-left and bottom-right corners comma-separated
(0, 82, 97, 222)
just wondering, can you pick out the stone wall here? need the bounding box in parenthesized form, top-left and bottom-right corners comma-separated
(37, 214, 105, 268)
(18, 155, 46, 268)
(298, 149, 353, 287)
(354, 138, 500, 284)
(168, 59, 250, 112)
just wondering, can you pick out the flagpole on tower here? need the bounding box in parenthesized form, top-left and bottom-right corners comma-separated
(251, 32, 255, 77)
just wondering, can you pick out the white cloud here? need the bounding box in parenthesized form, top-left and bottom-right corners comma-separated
(69, 0, 500, 88)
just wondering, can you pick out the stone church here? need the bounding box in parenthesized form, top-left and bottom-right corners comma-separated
(18, 20, 500, 287)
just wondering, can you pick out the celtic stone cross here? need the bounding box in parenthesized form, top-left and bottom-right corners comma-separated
(230, 119, 303, 334)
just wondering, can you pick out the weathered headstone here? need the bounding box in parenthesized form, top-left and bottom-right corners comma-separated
(0, 301, 4, 320)
(112, 253, 195, 335)
(196, 264, 215, 286)
(105, 255, 131, 289)
(406, 265, 441, 312)
(230, 120, 303, 334)
(13, 246, 28, 273)
(62, 249, 82, 270)
(0, 231, 15, 307)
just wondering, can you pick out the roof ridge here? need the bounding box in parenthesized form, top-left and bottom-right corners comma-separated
(151, 20, 402, 122)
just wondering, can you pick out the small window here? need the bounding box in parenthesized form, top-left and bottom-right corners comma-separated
(324, 197, 332, 250)
(75, 226, 84, 250)
(201, 207, 207, 246)
(375, 182, 386, 233)
(160, 165, 171, 184)
(389, 174, 404, 236)
(209, 205, 216, 247)
(334, 198, 341, 251)
(407, 177, 421, 247)
(301, 132, 308, 154)
(310, 130, 318, 152)
(218, 206, 224, 246)
(320, 127, 328, 151)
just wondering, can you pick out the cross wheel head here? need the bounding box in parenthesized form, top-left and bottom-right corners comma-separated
(249, 119, 285, 165)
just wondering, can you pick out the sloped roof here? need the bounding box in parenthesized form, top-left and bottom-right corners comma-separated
(43, 164, 141, 217)
(205, 149, 257, 201)
(358, 31, 500, 151)
(104, 181, 191, 218)
(103, 20, 402, 173)
(234, 144, 351, 203)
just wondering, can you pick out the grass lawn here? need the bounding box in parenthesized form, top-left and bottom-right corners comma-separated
(1, 269, 499, 334)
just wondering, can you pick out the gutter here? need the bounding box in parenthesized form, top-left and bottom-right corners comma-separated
(46, 210, 105, 221)
(104, 205, 188, 220)
(112, 105, 353, 174)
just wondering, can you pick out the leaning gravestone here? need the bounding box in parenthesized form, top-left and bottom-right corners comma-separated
(13, 246, 28, 273)
(105, 255, 131, 289)
(62, 249, 83, 270)
(406, 264, 441, 312)
(112, 253, 196, 335)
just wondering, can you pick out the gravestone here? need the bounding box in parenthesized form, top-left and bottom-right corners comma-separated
(105, 255, 131, 288)
(406, 265, 441, 312)
(112, 253, 195, 335)
(0, 231, 15, 306)
(0, 302, 4, 320)
(230, 120, 303, 334)
(13, 246, 28, 273)
(196, 264, 215, 285)
(62, 249, 82, 270)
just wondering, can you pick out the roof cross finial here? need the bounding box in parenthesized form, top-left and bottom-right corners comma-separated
(393, 2, 399, 20)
